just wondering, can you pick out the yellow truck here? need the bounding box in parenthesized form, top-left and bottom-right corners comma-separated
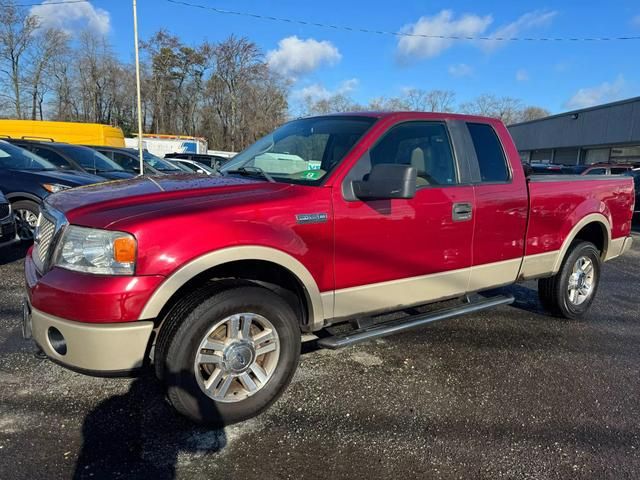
(0, 120, 125, 147)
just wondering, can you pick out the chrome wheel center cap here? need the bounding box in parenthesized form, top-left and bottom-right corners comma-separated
(223, 342, 255, 374)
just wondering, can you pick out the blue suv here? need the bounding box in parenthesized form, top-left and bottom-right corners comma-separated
(0, 140, 103, 240)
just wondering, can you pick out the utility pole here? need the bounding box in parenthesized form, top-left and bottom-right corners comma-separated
(133, 0, 144, 175)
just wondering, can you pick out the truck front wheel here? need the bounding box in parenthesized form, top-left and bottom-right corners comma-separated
(157, 286, 301, 426)
(538, 241, 601, 319)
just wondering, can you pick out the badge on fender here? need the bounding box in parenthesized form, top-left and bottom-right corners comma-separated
(296, 213, 328, 224)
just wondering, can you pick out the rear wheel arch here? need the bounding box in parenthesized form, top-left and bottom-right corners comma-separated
(553, 214, 611, 273)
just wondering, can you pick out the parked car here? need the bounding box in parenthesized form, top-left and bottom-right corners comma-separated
(5, 139, 134, 181)
(0, 140, 103, 240)
(528, 162, 583, 175)
(624, 168, 640, 215)
(23, 112, 634, 426)
(581, 164, 636, 176)
(89, 146, 186, 175)
(165, 152, 229, 170)
(0, 190, 18, 248)
(167, 158, 217, 175)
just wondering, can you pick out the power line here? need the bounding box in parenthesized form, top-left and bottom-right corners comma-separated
(13, 0, 90, 6)
(166, 0, 640, 42)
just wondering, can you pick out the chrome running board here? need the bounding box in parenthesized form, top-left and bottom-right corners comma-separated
(318, 294, 515, 349)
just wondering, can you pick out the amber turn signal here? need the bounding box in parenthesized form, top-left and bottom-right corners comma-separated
(113, 237, 137, 264)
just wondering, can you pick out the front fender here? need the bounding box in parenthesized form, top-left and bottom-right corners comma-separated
(139, 245, 326, 330)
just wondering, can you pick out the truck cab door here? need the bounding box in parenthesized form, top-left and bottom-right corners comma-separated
(463, 121, 529, 290)
(330, 120, 475, 320)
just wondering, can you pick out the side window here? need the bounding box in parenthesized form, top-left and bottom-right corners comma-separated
(467, 123, 510, 183)
(178, 161, 198, 172)
(610, 167, 627, 175)
(368, 122, 457, 186)
(586, 168, 606, 175)
(33, 147, 71, 169)
(112, 152, 137, 171)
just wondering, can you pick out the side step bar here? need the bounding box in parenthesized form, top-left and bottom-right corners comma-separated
(318, 294, 514, 349)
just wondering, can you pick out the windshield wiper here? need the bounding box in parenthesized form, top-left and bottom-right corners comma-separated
(225, 166, 275, 183)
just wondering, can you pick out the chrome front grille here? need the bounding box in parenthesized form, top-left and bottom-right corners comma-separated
(0, 203, 9, 220)
(34, 214, 56, 271)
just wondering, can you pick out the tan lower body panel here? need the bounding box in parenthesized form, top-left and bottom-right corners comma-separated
(467, 258, 522, 291)
(331, 268, 471, 319)
(519, 250, 560, 280)
(606, 236, 634, 261)
(31, 305, 154, 372)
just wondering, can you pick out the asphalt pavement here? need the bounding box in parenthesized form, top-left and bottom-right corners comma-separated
(0, 235, 639, 480)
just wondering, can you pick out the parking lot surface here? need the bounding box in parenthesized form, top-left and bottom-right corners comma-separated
(1, 236, 639, 480)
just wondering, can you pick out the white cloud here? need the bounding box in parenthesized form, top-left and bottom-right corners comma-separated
(515, 69, 529, 82)
(448, 63, 473, 77)
(565, 75, 626, 109)
(267, 36, 341, 78)
(30, 0, 110, 35)
(397, 9, 557, 61)
(482, 10, 557, 52)
(293, 78, 358, 102)
(397, 10, 492, 60)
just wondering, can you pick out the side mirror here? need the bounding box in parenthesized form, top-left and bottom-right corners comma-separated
(352, 164, 417, 200)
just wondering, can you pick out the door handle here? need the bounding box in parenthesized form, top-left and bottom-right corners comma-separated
(452, 202, 473, 221)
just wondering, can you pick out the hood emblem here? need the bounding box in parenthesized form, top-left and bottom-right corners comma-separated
(296, 213, 328, 224)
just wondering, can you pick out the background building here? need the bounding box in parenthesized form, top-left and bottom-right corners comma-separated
(508, 96, 640, 167)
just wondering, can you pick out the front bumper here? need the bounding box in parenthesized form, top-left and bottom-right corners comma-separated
(0, 217, 18, 248)
(25, 299, 154, 375)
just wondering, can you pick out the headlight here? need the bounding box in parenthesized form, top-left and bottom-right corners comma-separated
(42, 183, 71, 193)
(53, 226, 137, 275)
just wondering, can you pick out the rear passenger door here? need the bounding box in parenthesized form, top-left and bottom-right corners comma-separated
(464, 122, 529, 290)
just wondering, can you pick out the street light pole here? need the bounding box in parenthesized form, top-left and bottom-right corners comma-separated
(132, 0, 144, 175)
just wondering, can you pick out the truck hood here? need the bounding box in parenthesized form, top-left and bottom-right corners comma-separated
(45, 173, 291, 228)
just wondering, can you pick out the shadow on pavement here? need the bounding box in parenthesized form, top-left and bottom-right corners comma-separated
(0, 242, 29, 266)
(73, 370, 226, 480)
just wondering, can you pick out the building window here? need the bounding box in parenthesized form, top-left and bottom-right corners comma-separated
(610, 145, 640, 165)
(530, 149, 553, 164)
(583, 148, 611, 165)
(519, 151, 530, 164)
(553, 148, 580, 166)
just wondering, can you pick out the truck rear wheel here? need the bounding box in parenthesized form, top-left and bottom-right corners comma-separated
(157, 285, 301, 426)
(538, 241, 601, 319)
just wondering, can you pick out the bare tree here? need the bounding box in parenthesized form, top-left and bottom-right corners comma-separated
(0, 0, 38, 118)
(404, 88, 456, 112)
(518, 106, 551, 122)
(26, 27, 68, 120)
(460, 94, 525, 125)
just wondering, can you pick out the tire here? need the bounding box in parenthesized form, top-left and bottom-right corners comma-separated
(157, 285, 301, 426)
(12, 200, 40, 242)
(538, 241, 601, 319)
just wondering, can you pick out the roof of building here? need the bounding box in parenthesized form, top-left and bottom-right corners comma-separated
(508, 96, 640, 151)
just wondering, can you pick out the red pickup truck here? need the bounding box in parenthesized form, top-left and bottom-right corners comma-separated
(23, 112, 635, 425)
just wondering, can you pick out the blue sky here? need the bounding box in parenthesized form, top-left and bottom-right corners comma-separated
(32, 0, 640, 113)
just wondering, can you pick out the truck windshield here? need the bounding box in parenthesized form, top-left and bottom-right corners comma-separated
(221, 116, 377, 184)
(58, 145, 124, 172)
(0, 141, 57, 171)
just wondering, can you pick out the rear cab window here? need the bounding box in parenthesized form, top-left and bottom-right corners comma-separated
(467, 123, 510, 183)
